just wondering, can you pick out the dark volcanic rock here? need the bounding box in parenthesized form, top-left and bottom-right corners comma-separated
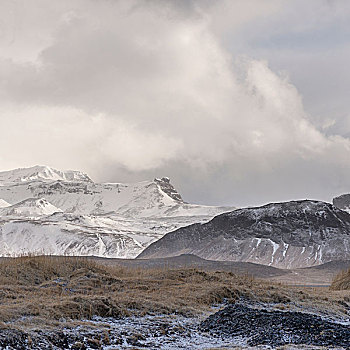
(0, 329, 30, 350)
(138, 200, 350, 268)
(200, 304, 350, 348)
(0, 327, 111, 350)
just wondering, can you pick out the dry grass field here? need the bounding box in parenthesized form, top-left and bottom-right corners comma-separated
(0, 256, 349, 348)
(0, 255, 267, 323)
(0, 255, 348, 327)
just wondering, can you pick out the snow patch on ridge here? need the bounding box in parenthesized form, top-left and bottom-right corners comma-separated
(268, 239, 280, 266)
(0, 199, 10, 208)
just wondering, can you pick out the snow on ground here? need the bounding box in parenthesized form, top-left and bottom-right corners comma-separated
(74, 314, 248, 350)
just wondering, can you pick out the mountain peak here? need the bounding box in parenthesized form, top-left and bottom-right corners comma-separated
(154, 177, 184, 203)
(0, 165, 92, 184)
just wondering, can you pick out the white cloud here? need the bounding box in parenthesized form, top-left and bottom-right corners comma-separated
(0, 0, 350, 205)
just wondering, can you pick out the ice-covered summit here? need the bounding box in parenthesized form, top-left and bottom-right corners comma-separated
(0, 165, 92, 184)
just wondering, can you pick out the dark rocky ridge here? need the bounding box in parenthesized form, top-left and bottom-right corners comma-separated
(138, 200, 350, 268)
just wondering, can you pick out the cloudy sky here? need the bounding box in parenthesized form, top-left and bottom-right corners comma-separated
(1, 0, 350, 206)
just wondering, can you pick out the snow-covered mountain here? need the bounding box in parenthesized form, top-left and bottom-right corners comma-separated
(138, 200, 350, 269)
(0, 166, 235, 257)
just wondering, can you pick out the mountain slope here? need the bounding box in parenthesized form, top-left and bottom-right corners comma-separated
(138, 200, 350, 268)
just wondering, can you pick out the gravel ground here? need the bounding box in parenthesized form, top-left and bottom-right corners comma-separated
(200, 304, 350, 349)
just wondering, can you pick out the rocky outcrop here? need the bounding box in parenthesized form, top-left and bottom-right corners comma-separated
(154, 177, 185, 203)
(333, 193, 350, 213)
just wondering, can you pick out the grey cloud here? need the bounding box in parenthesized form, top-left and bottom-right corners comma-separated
(224, 0, 350, 136)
